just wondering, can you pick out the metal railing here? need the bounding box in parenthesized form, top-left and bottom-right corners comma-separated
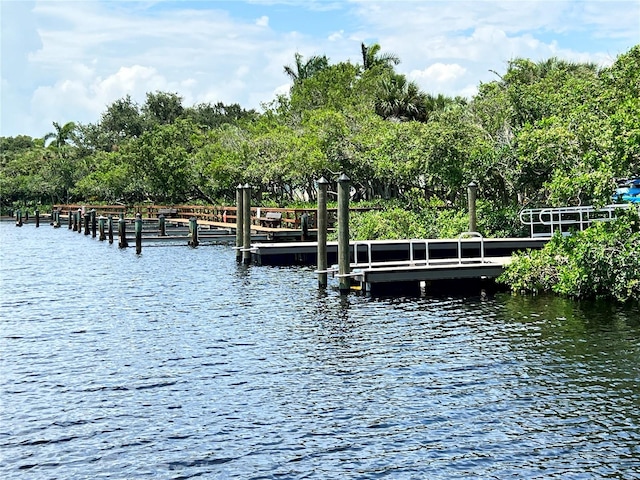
(519, 204, 635, 237)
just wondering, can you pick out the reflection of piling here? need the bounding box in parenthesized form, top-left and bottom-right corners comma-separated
(242, 184, 251, 265)
(135, 213, 142, 254)
(188, 217, 199, 247)
(235, 184, 244, 263)
(338, 173, 351, 294)
(317, 176, 329, 288)
(108, 215, 114, 244)
(468, 181, 478, 233)
(118, 214, 128, 248)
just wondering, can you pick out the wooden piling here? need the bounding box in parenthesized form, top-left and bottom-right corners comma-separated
(317, 176, 329, 288)
(236, 184, 244, 263)
(77, 209, 83, 234)
(135, 213, 142, 254)
(91, 210, 97, 238)
(242, 184, 251, 265)
(15, 209, 22, 227)
(468, 181, 478, 233)
(159, 214, 166, 236)
(84, 212, 90, 235)
(108, 215, 114, 244)
(99, 216, 106, 241)
(338, 173, 351, 294)
(300, 212, 309, 242)
(118, 215, 128, 248)
(35, 209, 40, 228)
(67, 210, 72, 229)
(188, 217, 199, 247)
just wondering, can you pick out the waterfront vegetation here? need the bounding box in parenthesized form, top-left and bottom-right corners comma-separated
(1, 44, 639, 301)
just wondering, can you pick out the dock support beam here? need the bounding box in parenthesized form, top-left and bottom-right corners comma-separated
(108, 215, 114, 244)
(135, 213, 142, 254)
(235, 184, 244, 263)
(188, 217, 199, 247)
(242, 184, 252, 265)
(317, 176, 329, 288)
(338, 173, 351, 294)
(468, 181, 478, 233)
(118, 214, 128, 248)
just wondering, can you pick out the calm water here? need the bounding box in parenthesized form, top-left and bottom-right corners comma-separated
(1, 221, 639, 479)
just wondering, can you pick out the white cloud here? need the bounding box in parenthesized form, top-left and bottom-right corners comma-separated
(410, 63, 467, 84)
(1, 0, 638, 137)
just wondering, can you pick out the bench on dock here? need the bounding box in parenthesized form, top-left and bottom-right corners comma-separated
(258, 211, 282, 228)
(157, 208, 178, 218)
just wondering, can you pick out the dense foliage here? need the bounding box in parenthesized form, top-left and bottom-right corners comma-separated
(499, 209, 640, 302)
(2, 44, 639, 237)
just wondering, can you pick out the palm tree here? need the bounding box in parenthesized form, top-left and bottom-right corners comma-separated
(283, 52, 330, 83)
(375, 74, 427, 122)
(361, 42, 400, 71)
(43, 121, 77, 150)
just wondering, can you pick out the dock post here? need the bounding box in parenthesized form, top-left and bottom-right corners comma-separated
(188, 217, 199, 247)
(135, 213, 142, 254)
(338, 173, 351, 294)
(108, 215, 114, 244)
(84, 211, 90, 235)
(236, 184, 244, 263)
(317, 177, 329, 288)
(300, 212, 309, 242)
(35, 209, 40, 228)
(98, 216, 106, 241)
(118, 214, 128, 248)
(468, 181, 478, 233)
(242, 183, 252, 265)
(67, 210, 72, 229)
(77, 209, 82, 233)
(25, 210, 29, 223)
(50, 207, 54, 226)
(91, 209, 97, 238)
(15, 209, 22, 227)
(159, 214, 166, 236)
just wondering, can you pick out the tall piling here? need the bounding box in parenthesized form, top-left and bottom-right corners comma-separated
(188, 217, 199, 247)
(108, 215, 114, 244)
(338, 173, 351, 294)
(98, 216, 106, 241)
(35, 209, 40, 228)
(242, 184, 252, 265)
(468, 181, 478, 233)
(118, 214, 128, 248)
(235, 184, 244, 263)
(77, 209, 82, 233)
(67, 210, 72, 229)
(135, 213, 142, 254)
(84, 212, 90, 235)
(159, 214, 166, 236)
(317, 176, 329, 288)
(15, 209, 22, 227)
(91, 209, 97, 238)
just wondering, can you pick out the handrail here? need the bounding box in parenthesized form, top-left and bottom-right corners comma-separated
(519, 204, 634, 237)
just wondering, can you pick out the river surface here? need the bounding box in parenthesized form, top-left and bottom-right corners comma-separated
(1, 221, 639, 479)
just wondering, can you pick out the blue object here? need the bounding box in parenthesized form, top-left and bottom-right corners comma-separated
(612, 178, 640, 203)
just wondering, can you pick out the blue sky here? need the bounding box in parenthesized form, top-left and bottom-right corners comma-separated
(1, 0, 639, 138)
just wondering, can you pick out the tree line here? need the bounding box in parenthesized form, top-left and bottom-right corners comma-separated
(2, 43, 639, 236)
